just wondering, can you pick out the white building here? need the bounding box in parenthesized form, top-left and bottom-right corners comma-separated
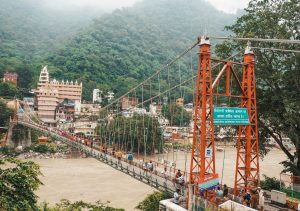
(93, 89, 102, 104)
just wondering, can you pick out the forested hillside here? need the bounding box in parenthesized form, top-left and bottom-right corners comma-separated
(0, 0, 236, 100)
(0, 0, 104, 88)
(46, 0, 236, 100)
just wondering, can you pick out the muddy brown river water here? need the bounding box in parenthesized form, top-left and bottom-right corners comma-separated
(30, 146, 289, 210)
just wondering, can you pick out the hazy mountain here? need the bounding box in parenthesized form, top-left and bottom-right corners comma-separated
(0, 0, 104, 84)
(46, 0, 237, 100)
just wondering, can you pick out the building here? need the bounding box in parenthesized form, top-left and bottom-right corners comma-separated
(93, 89, 102, 104)
(120, 97, 138, 110)
(149, 103, 162, 116)
(65, 119, 97, 137)
(55, 99, 75, 123)
(35, 66, 82, 126)
(3, 72, 18, 85)
(81, 103, 101, 116)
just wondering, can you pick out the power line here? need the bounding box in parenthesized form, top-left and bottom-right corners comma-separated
(100, 40, 200, 112)
(208, 36, 300, 45)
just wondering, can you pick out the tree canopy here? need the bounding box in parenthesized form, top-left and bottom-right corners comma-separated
(136, 191, 170, 211)
(0, 100, 12, 128)
(0, 158, 43, 211)
(99, 114, 163, 155)
(44, 0, 235, 101)
(216, 0, 300, 175)
(162, 103, 191, 126)
(0, 82, 21, 98)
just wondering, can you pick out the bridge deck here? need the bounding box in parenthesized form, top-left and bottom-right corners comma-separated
(16, 120, 185, 196)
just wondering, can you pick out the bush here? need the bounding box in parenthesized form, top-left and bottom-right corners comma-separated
(136, 191, 171, 211)
(39, 199, 124, 211)
(0, 146, 13, 155)
(33, 144, 57, 154)
(260, 174, 283, 191)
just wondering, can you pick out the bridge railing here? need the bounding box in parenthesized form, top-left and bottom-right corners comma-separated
(16, 120, 181, 195)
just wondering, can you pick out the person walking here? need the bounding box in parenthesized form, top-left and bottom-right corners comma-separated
(174, 170, 182, 184)
(127, 151, 133, 164)
(223, 184, 229, 200)
(216, 186, 224, 204)
(251, 188, 259, 209)
(161, 167, 169, 179)
(257, 187, 265, 211)
(116, 150, 122, 165)
(243, 190, 252, 207)
(147, 160, 154, 172)
(173, 189, 181, 205)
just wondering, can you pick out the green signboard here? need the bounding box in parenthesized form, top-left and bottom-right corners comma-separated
(213, 107, 250, 125)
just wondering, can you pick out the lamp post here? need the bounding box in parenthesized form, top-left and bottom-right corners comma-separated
(144, 128, 148, 159)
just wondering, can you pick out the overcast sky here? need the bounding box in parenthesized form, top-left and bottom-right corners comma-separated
(46, 0, 250, 14)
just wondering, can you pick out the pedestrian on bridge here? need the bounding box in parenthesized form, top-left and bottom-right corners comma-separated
(127, 152, 133, 164)
(142, 160, 148, 175)
(161, 167, 169, 179)
(173, 188, 184, 206)
(257, 187, 265, 211)
(223, 184, 229, 200)
(174, 169, 182, 184)
(112, 147, 115, 157)
(90, 139, 94, 149)
(116, 150, 122, 164)
(216, 186, 224, 204)
(147, 160, 154, 172)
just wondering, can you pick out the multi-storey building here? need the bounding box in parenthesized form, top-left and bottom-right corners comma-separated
(35, 66, 82, 126)
(3, 72, 18, 85)
(93, 89, 102, 104)
(55, 99, 75, 123)
(120, 97, 138, 110)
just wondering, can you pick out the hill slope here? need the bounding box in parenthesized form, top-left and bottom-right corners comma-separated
(0, 0, 104, 88)
(46, 0, 236, 101)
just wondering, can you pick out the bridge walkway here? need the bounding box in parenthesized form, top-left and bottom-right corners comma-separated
(15, 120, 187, 196)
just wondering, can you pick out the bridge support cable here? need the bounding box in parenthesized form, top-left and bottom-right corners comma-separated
(208, 36, 300, 45)
(100, 40, 200, 113)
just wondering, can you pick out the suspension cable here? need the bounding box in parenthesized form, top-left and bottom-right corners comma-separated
(104, 51, 243, 118)
(251, 46, 300, 53)
(100, 40, 200, 112)
(208, 36, 300, 45)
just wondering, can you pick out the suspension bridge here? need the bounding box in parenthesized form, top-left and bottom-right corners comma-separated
(4, 35, 299, 210)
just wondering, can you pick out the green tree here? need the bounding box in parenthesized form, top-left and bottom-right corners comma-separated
(260, 174, 283, 191)
(0, 81, 21, 98)
(162, 103, 191, 126)
(99, 114, 163, 155)
(0, 100, 12, 127)
(39, 199, 124, 211)
(0, 158, 43, 210)
(136, 191, 170, 211)
(216, 0, 300, 175)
